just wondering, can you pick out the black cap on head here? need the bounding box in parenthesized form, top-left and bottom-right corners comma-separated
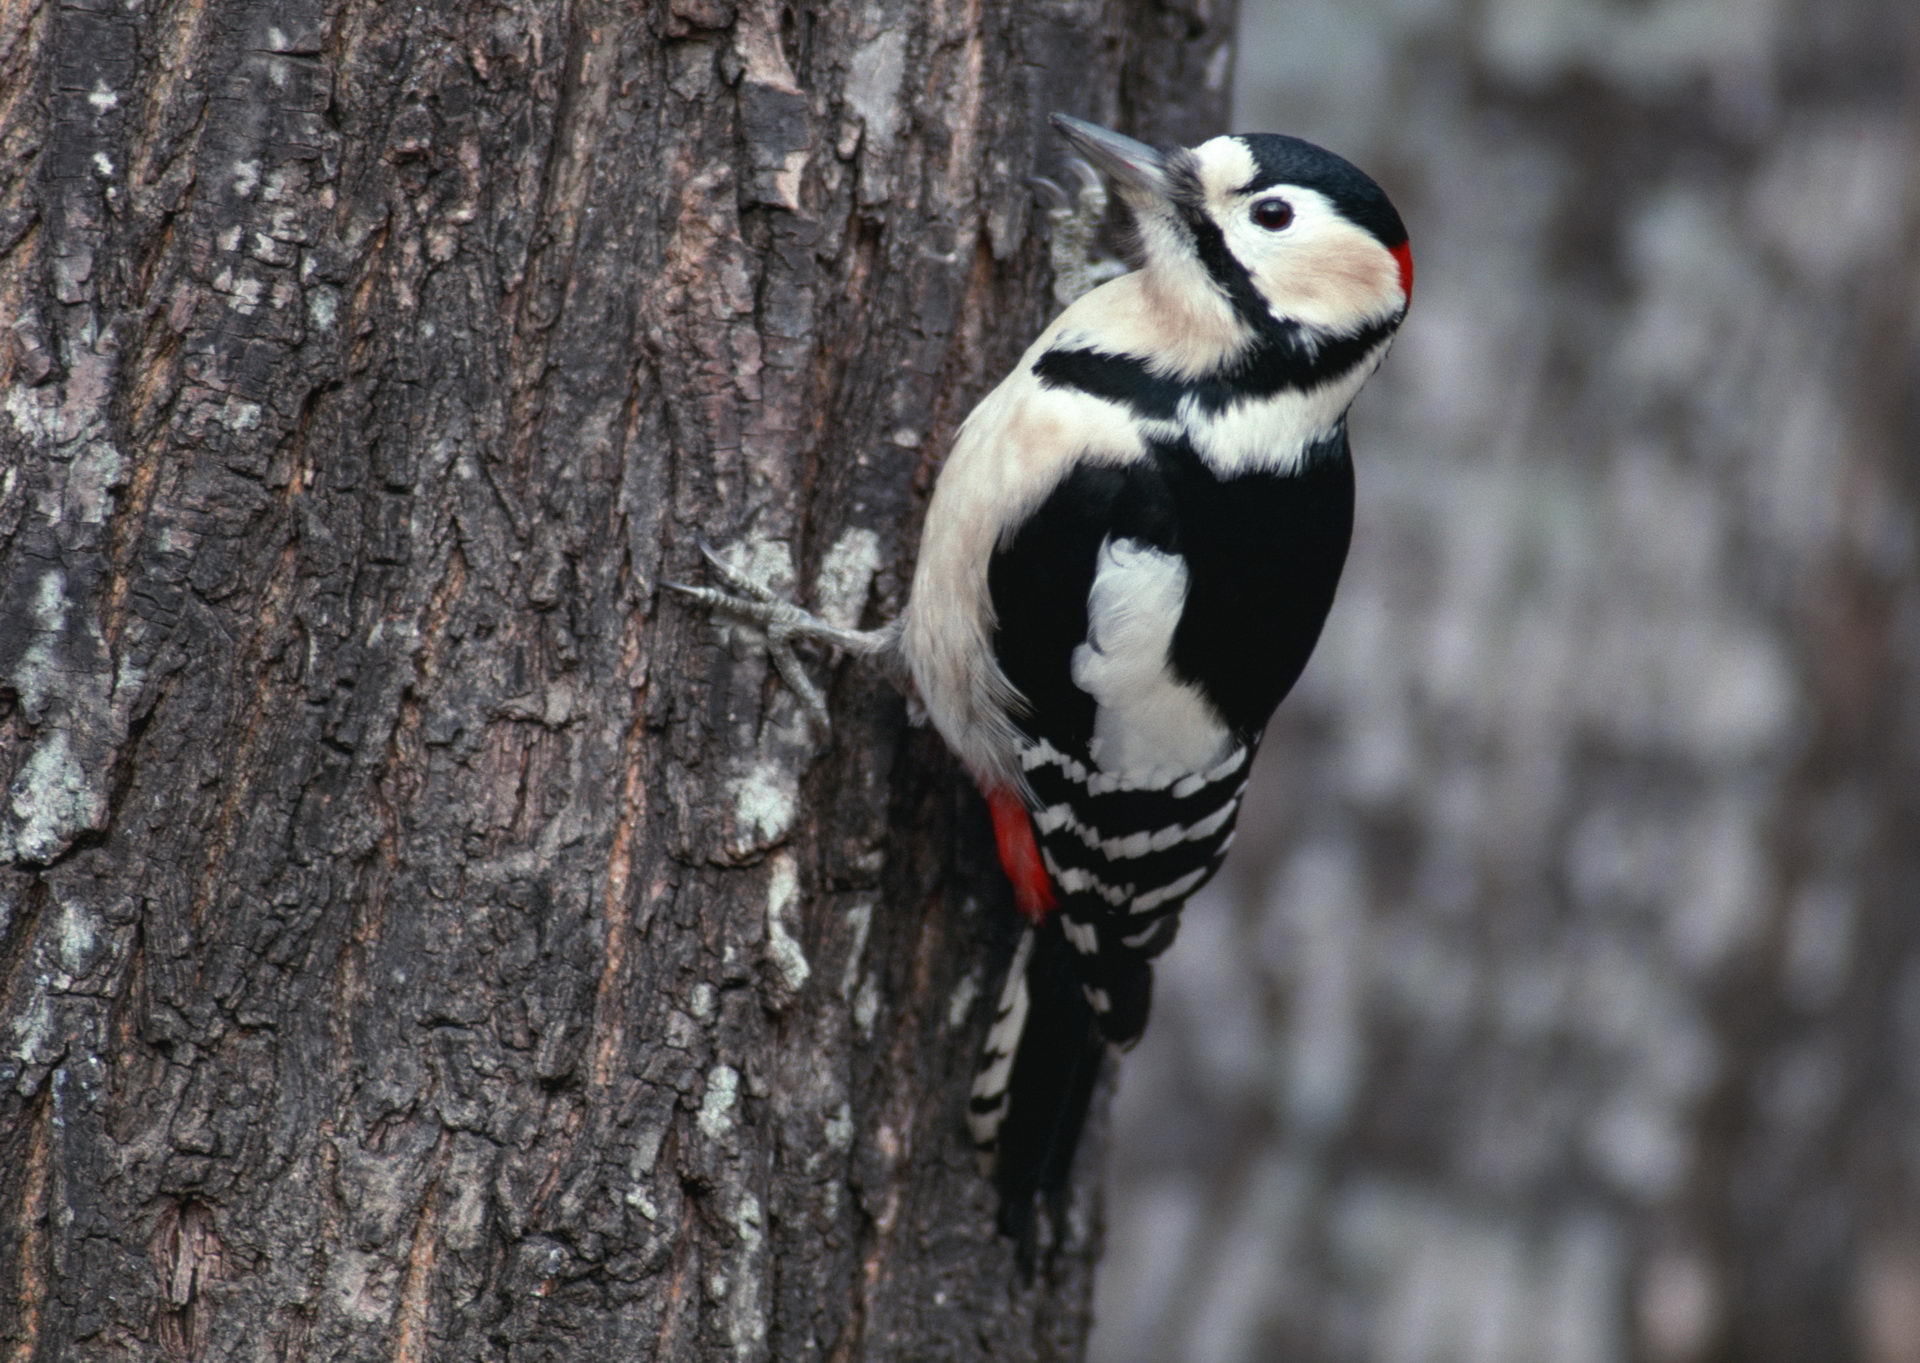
(1236, 134, 1407, 250)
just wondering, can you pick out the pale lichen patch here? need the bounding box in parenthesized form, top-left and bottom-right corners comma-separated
(812, 526, 882, 630)
(307, 285, 340, 330)
(726, 1192, 767, 1359)
(945, 971, 981, 1030)
(839, 900, 872, 1000)
(845, 31, 907, 151)
(824, 1102, 854, 1153)
(16, 569, 70, 717)
(853, 975, 879, 1038)
(224, 273, 265, 315)
(689, 982, 716, 1020)
(8, 989, 55, 1078)
(698, 1064, 740, 1138)
(66, 441, 124, 525)
(730, 756, 797, 851)
(663, 1008, 699, 1050)
(763, 854, 811, 992)
(4, 384, 67, 447)
(629, 1120, 667, 1178)
(6, 732, 107, 865)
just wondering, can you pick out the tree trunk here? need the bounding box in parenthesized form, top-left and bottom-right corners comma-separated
(0, 2, 1232, 1359)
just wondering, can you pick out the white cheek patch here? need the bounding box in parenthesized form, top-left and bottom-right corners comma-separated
(1069, 538, 1233, 780)
(1231, 190, 1404, 331)
(1275, 220, 1404, 328)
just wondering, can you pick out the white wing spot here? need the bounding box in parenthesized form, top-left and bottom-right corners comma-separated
(1070, 539, 1233, 781)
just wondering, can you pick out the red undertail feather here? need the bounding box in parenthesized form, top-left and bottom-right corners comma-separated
(1391, 241, 1415, 301)
(985, 787, 1057, 922)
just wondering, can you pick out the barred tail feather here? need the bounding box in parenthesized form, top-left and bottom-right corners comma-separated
(970, 742, 1253, 1249)
(1030, 743, 1252, 1047)
(967, 920, 1107, 1254)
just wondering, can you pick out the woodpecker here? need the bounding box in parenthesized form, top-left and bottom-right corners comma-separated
(677, 114, 1410, 1245)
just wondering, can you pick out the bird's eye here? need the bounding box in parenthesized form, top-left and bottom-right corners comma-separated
(1251, 197, 1295, 231)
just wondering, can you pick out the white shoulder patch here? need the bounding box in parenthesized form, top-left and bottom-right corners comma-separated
(1069, 538, 1233, 781)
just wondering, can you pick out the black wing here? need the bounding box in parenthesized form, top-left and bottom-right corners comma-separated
(991, 430, 1354, 746)
(968, 426, 1355, 1244)
(987, 431, 1354, 1033)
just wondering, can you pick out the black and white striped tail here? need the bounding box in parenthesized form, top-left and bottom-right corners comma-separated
(968, 919, 1107, 1253)
(1023, 739, 1252, 1045)
(967, 740, 1252, 1249)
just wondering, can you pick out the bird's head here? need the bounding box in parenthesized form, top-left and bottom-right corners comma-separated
(1051, 115, 1412, 342)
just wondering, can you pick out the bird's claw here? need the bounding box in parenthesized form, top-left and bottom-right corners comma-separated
(1034, 155, 1124, 307)
(667, 582, 832, 732)
(669, 541, 900, 734)
(1065, 156, 1105, 211)
(1028, 175, 1071, 212)
(693, 537, 776, 603)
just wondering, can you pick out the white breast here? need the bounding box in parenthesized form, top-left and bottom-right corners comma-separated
(1069, 538, 1233, 781)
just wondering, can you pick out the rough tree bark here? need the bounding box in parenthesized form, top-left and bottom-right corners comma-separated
(0, 1, 1231, 1359)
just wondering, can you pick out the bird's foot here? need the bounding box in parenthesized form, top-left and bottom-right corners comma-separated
(1031, 157, 1130, 307)
(667, 540, 892, 731)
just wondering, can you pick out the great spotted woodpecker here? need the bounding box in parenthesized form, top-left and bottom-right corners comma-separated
(677, 114, 1410, 1242)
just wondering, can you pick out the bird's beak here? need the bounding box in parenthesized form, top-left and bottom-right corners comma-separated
(1049, 114, 1171, 201)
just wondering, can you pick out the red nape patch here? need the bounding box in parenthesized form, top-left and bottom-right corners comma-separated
(984, 786, 1057, 923)
(1391, 241, 1415, 301)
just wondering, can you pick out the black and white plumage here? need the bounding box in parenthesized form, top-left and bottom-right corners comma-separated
(678, 114, 1410, 1247)
(907, 116, 1410, 1233)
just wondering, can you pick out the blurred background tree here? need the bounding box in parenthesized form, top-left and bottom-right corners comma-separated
(1094, 1, 1920, 1360)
